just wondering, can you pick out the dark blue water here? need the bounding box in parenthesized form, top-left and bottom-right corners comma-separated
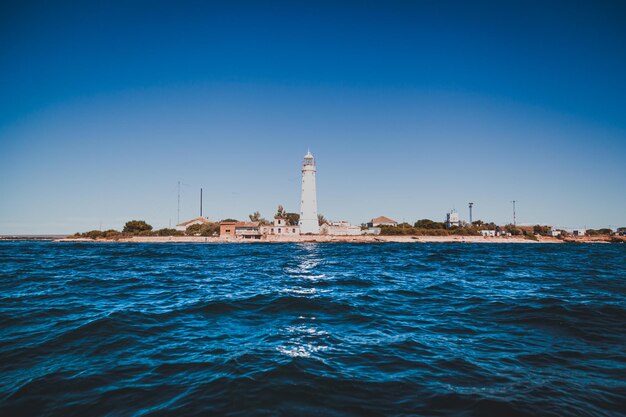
(1, 241, 625, 416)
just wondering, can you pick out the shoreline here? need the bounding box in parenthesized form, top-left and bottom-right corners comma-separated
(51, 235, 624, 244)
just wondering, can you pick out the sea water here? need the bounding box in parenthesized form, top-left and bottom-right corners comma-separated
(0, 241, 625, 416)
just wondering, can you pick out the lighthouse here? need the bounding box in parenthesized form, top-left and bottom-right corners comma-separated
(299, 150, 320, 234)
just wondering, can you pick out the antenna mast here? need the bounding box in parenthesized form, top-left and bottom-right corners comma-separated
(200, 188, 203, 217)
(177, 181, 181, 224)
(468, 202, 473, 224)
(511, 200, 517, 228)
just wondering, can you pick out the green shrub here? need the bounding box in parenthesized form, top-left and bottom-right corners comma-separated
(185, 224, 203, 236)
(83, 230, 103, 239)
(414, 219, 446, 229)
(451, 228, 479, 236)
(123, 220, 153, 234)
(199, 223, 220, 236)
(156, 228, 183, 236)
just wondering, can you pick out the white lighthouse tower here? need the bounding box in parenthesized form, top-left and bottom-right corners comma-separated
(299, 150, 320, 234)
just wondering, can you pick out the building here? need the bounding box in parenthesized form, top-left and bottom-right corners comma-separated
(176, 216, 211, 231)
(219, 221, 263, 239)
(573, 229, 586, 236)
(480, 229, 496, 237)
(260, 216, 301, 237)
(299, 150, 320, 234)
(234, 222, 262, 239)
(368, 216, 397, 227)
(219, 221, 238, 236)
(445, 210, 460, 228)
(547, 227, 562, 237)
(320, 221, 362, 236)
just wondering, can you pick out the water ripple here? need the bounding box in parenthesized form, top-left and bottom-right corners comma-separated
(0, 241, 625, 416)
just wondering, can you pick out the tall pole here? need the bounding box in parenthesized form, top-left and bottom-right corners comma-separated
(512, 200, 517, 228)
(200, 188, 203, 217)
(177, 181, 181, 224)
(468, 202, 473, 224)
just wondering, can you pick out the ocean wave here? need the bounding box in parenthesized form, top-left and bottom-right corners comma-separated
(1, 241, 625, 416)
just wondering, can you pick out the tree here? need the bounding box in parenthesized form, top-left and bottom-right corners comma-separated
(275, 205, 285, 219)
(186, 224, 203, 236)
(123, 220, 153, 234)
(249, 211, 269, 225)
(318, 214, 328, 226)
(285, 213, 300, 226)
(414, 219, 446, 229)
(199, 223, 220, 236)
(504, 224, 521, 235)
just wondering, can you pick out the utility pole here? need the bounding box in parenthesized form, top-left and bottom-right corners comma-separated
(468, 202, 474, 224)
(511, 200, 517, 228)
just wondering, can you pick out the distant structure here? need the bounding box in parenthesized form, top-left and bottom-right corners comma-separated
(177, 216, 210, 231)
(219, 221, 262, 239)
(299, 150, 320, 234)
(368, 216, 397, 227)
(446, 210, 460, 228)
(547, 227, 561, 237)
(260, 217, 301, 237)
(260, 205, 301, 237)
(320, 221, 362, 236)
(468, 202, 473, 224)
(511, 200, 517, 228)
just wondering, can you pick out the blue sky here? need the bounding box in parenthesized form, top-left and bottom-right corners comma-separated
(1, 1, 625, 233)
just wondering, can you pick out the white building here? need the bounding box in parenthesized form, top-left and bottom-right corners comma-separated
(480, 230, 496, 237)
(260, 217, 301, 236)
(321, 221, 362, 236)
(446, 210, 460, 228)
(573, 229, 586, 236)
(299, 150, 320, 234)
(548, 227, 562, 237)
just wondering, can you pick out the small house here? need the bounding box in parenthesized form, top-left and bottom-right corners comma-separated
(176, 216, 211, 231)
(368, 216, 397, 227)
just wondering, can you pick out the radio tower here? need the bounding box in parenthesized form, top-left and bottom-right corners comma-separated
(468, 202, 474, 224)
(512, 200, 517, 228)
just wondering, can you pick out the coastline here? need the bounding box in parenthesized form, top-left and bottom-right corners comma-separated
(52, 235, 624, 244)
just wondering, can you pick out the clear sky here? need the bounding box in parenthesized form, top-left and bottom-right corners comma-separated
(1, 1, 625, 234)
